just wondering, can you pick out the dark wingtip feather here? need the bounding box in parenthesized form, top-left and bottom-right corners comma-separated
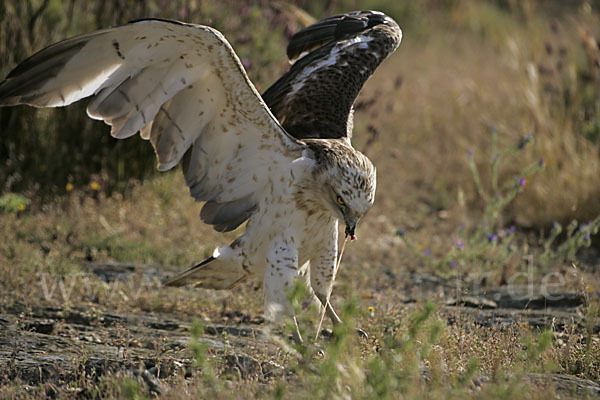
(5, 38, 87, 80)
(0, 80, 17, 106)
(286, 15, 364, 61)
(286, 10, 394, 61)
(0, 35, 90, 107)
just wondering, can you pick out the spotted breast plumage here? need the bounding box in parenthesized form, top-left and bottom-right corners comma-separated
(0, 11, 401, 341)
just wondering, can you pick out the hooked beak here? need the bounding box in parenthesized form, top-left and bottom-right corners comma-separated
(345, 219, 358, 241)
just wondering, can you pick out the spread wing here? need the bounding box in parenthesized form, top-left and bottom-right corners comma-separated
(0, 18, 303, 232)
(261, 11, 402, 141)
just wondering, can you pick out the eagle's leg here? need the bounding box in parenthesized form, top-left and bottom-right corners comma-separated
(314, 291, 342, 325)
(313, 291, 369, 340)
(310, 258, 369, 339)
(309, 245, 353, 328)
(264, 241, 303, 343)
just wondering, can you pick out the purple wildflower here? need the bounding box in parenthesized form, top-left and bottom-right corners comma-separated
(467, 150, 473, 158)
(450, 261, 458, 268)
(509, 225, 516, 233)
(241, 58, 251, 70)
(584, 234, 591, 241)
(456, 240, 464, 249)
(539, 158, 545, 166)
(396, 228, 406, 236)
(518, 133, 532, 149)
(519, 178, 526, 187)
(487, 233, 498, 242)
(423, 249, 431, 257)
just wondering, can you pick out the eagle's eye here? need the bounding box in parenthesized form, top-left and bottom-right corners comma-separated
(336, 195, 345, 206)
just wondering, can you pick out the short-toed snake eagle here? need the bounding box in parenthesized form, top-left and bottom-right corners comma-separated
(0, 10, 401, 341)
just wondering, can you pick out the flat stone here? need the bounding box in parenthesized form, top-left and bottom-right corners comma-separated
(446, 296, 497, 309)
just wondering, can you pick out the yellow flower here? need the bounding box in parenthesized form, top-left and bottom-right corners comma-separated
(90, 182, 100, 191)
(368, 306, 375, 313)
(66, 183, 74, 192)
(17, 204, 26, 211)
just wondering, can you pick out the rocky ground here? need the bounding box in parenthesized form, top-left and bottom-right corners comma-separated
(1, 262, 598, 397)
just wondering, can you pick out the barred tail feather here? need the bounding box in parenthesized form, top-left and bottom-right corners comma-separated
(163, 256, 247, 290)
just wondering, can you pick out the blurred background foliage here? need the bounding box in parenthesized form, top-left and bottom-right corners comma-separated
(0, 0, 599, 229)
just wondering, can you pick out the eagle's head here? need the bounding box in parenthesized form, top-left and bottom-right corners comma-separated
(304, 139, 376, 239)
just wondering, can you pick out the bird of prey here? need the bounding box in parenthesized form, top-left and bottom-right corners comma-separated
(0, 11, 401, 340)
